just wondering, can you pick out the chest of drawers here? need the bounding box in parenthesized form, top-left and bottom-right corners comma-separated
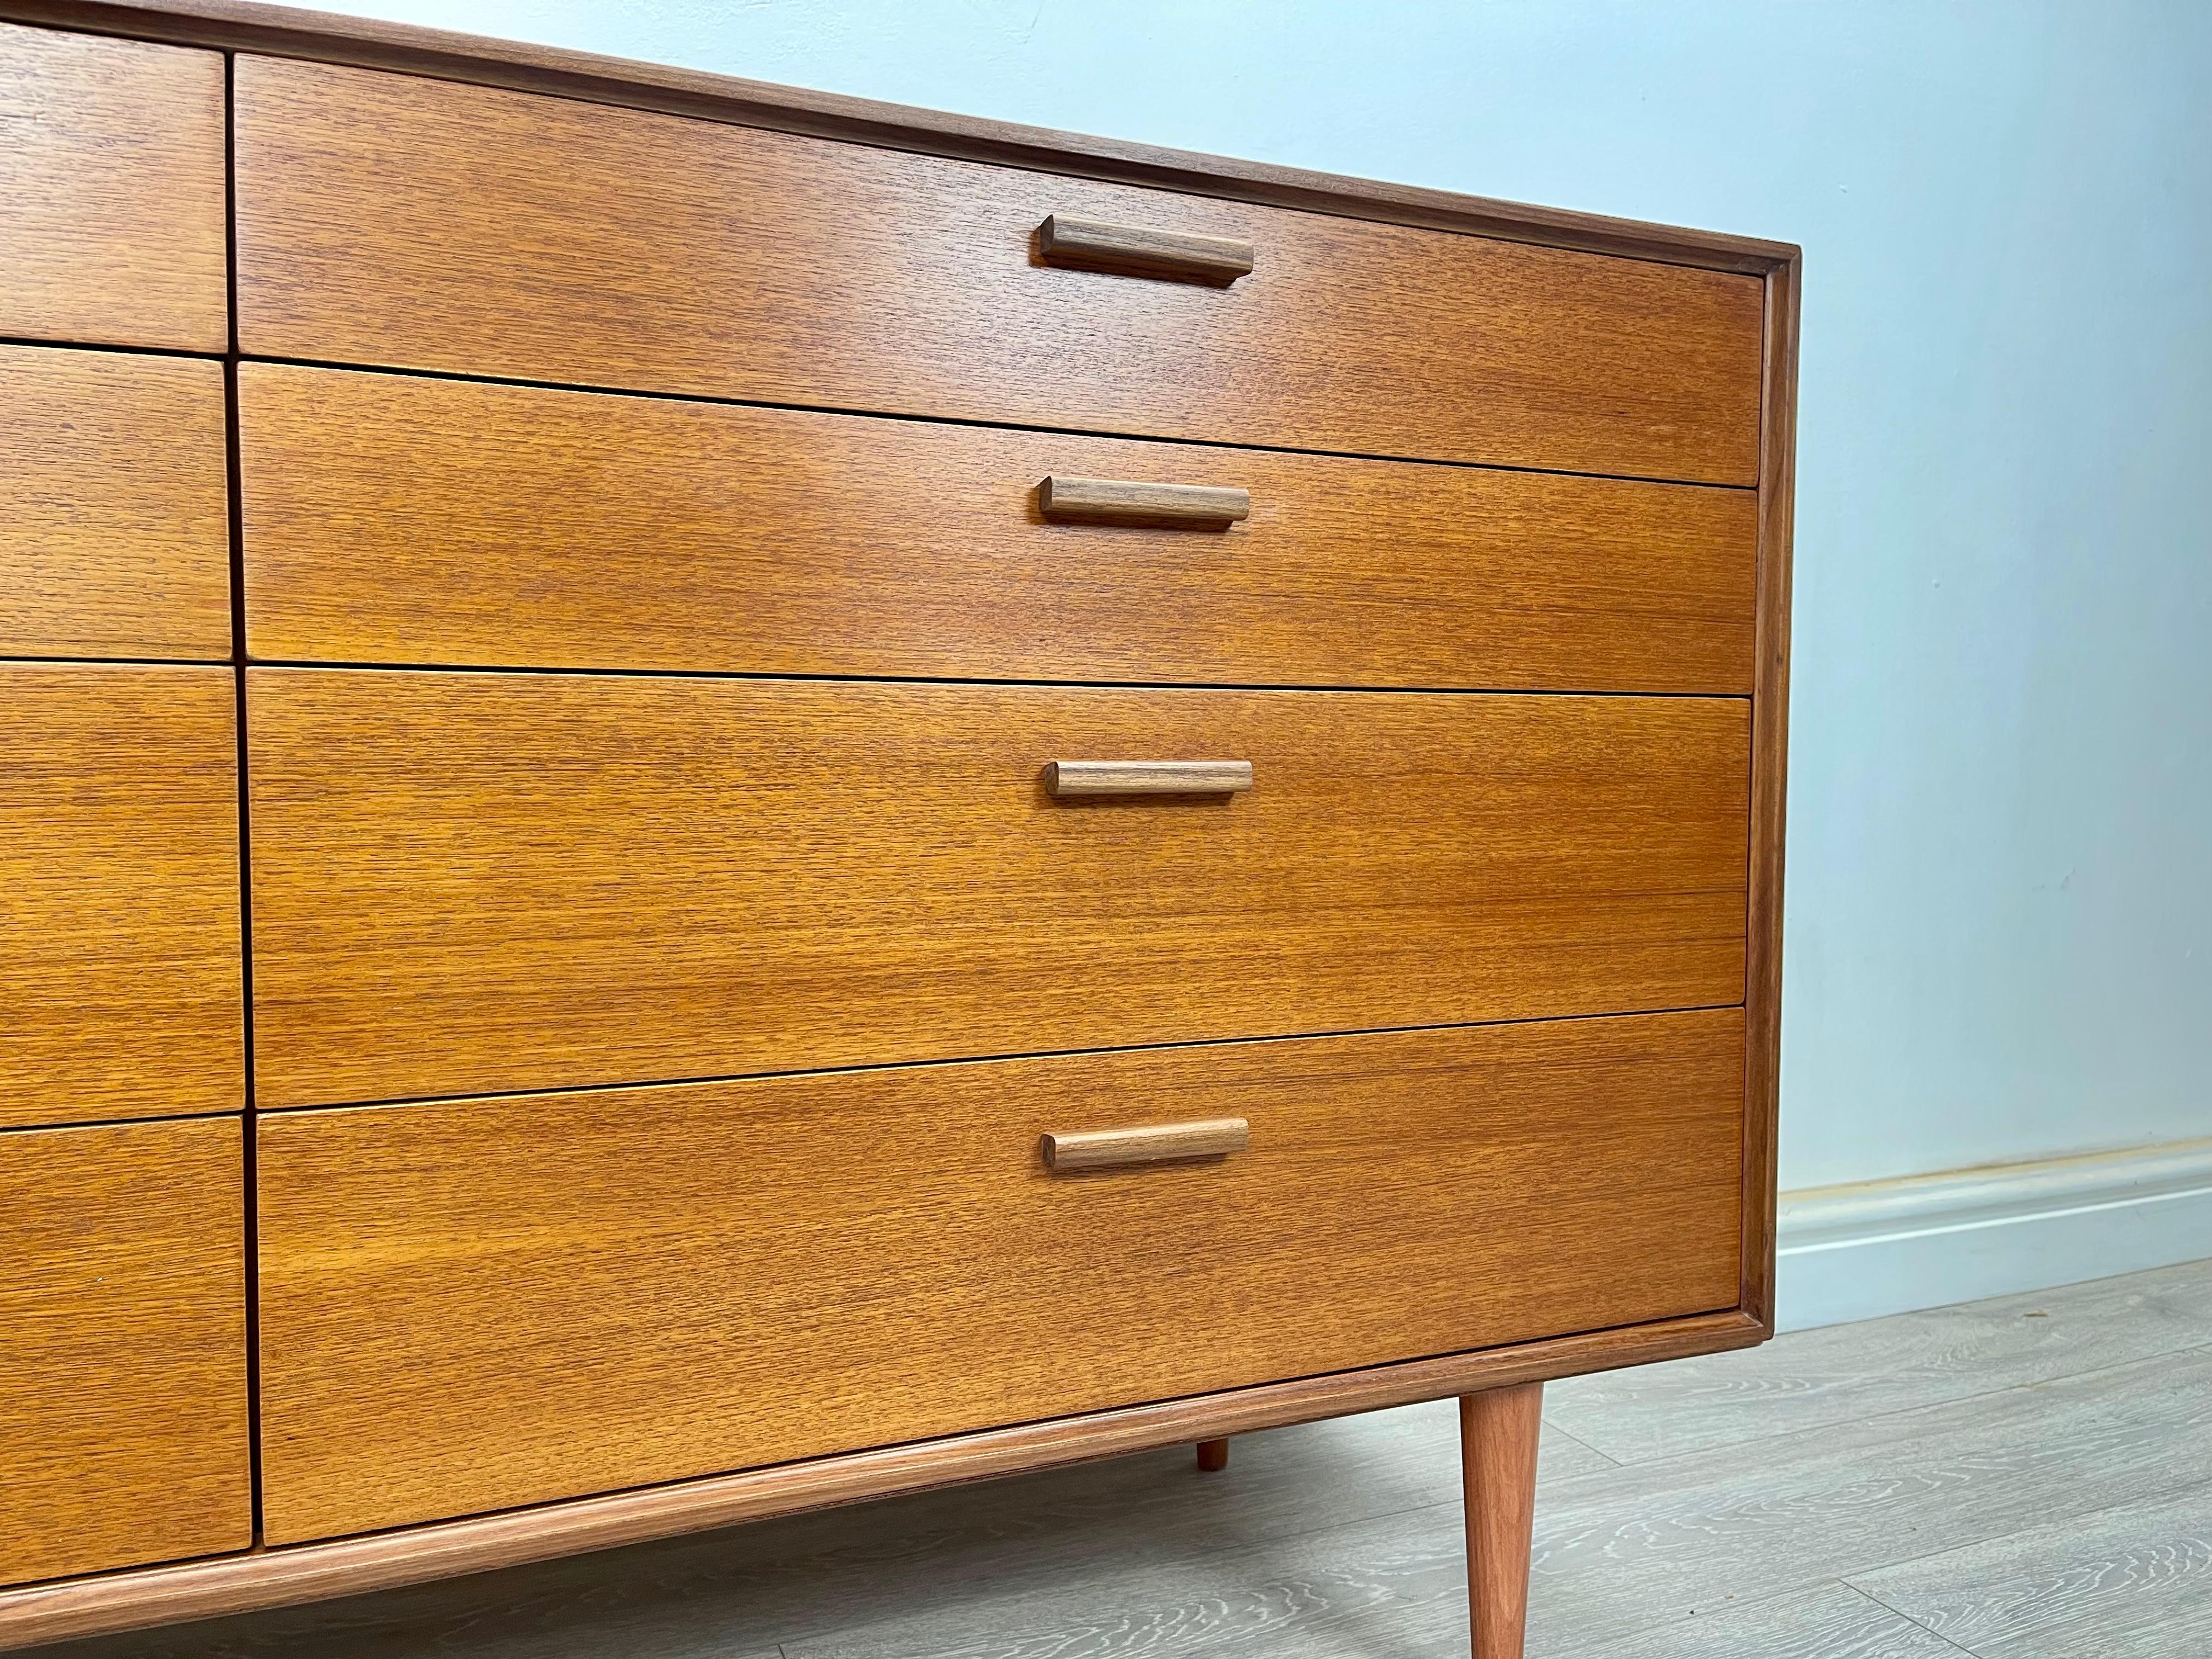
(0, 5, 1796, 1652)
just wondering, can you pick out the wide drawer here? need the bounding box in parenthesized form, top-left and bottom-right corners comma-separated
(240, 364, 1758, 692)
(0, 24, 227, 351)
(0, 1118, 251, 1585)
(1, 666, 243, 1128)
(257, 1008, 1745, 1542)
(246, 673, 1750, 1108)
(233, 58, 1764, 487)
(2, 346, 230, 660)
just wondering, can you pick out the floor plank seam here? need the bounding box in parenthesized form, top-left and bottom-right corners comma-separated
(1825, 1453, 2212, 1596)
(1839, 1581, 1987, 1657)
(1544, 1261, 2212, 1469)
(1554, 1340, 2212, 1482)
(1541, 1418, 1623, 1469)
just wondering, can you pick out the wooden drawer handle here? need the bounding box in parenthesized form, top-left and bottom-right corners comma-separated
(1039, 476, 1250, 529)
(1042, 1117, 1250, 1172)
(1047, 760, 1253, 797)
(1038, 214, 1255, 284)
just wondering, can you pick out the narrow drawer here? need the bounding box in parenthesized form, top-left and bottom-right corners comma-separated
(240, 364, 1758, 692)
(2, 347, 230, 660)
(257, 1008, 1745, 1542)
(246, 672, 1748, 1109)
(1, 666, 243, 1128)
(0, 24, 227, 351)
(234, 58, 1764, 487)
(1, 1118, 251, 1585)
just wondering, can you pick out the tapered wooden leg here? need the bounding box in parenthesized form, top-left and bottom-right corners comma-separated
(1460, 1382, 1542, 1658)
(1194, 1436, 1229, 1472)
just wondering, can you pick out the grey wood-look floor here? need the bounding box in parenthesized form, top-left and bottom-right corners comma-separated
(48, 1259, 2212, 1658)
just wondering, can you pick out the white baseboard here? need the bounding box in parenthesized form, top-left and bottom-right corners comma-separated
(1775, 1135, 2212, 1330)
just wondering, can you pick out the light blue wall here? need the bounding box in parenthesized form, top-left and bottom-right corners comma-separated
(328, 0, 2212, 1192)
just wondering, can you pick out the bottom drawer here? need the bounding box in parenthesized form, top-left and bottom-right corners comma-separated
(258, 1008, 1745, 1544)
(0, 1118, 251, 1587)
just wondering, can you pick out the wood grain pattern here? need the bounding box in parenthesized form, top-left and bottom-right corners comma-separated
(245, 672, 1750, 1109)
(233, 58, 1764, 486)
(1742, 251, 1801, 1331)
(1037, 215, 1254, 283)
(1036, 475, 1250, 528)
(1546, 1259, 2212, 1467)
(0, 1310, 1761, 1650)
(0, 665, 243, 1128)
(1853, 1485, 2212, 1658)
(256, 1009, 1745, 1543)
(787, 1502, 1480, 1659)
(237, 365, 1759, 692)
(0, 1118, 250, 1588)
(1040, 1116, 1250, 1171)
(0, 1, 1797, 277)
(1523, 1346, 2212, 1651)
(781, 1477, 1470, 1659)
(1045, 760, 1253, 797)
(1553, 1583, 1974, 1659)
(0, 346, 230, 660)
(0, 21, 225, 351)
(1463, 1384, 1543, 1659)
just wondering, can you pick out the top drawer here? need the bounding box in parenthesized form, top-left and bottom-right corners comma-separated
(234, 58, 1765, 486)
(0, 25, 227, 351)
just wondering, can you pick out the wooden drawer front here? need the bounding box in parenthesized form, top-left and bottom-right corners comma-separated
(0, 1118, 251, 1584)
(247, 672, 1747, 1109)
(234, 59, 1763, 487)
(1, 667, 243, 1128)
(241, 365, 1758, 693)
(0, 25, 227, 351)
(258, 1008, 1744, 1542)
(2, 347, 231, 659)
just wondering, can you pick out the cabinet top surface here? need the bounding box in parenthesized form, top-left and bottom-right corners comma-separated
(0, 0, 1800, 276)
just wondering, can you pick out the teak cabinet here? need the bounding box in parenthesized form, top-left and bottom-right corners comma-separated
(0, 5, 1797, 1652)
